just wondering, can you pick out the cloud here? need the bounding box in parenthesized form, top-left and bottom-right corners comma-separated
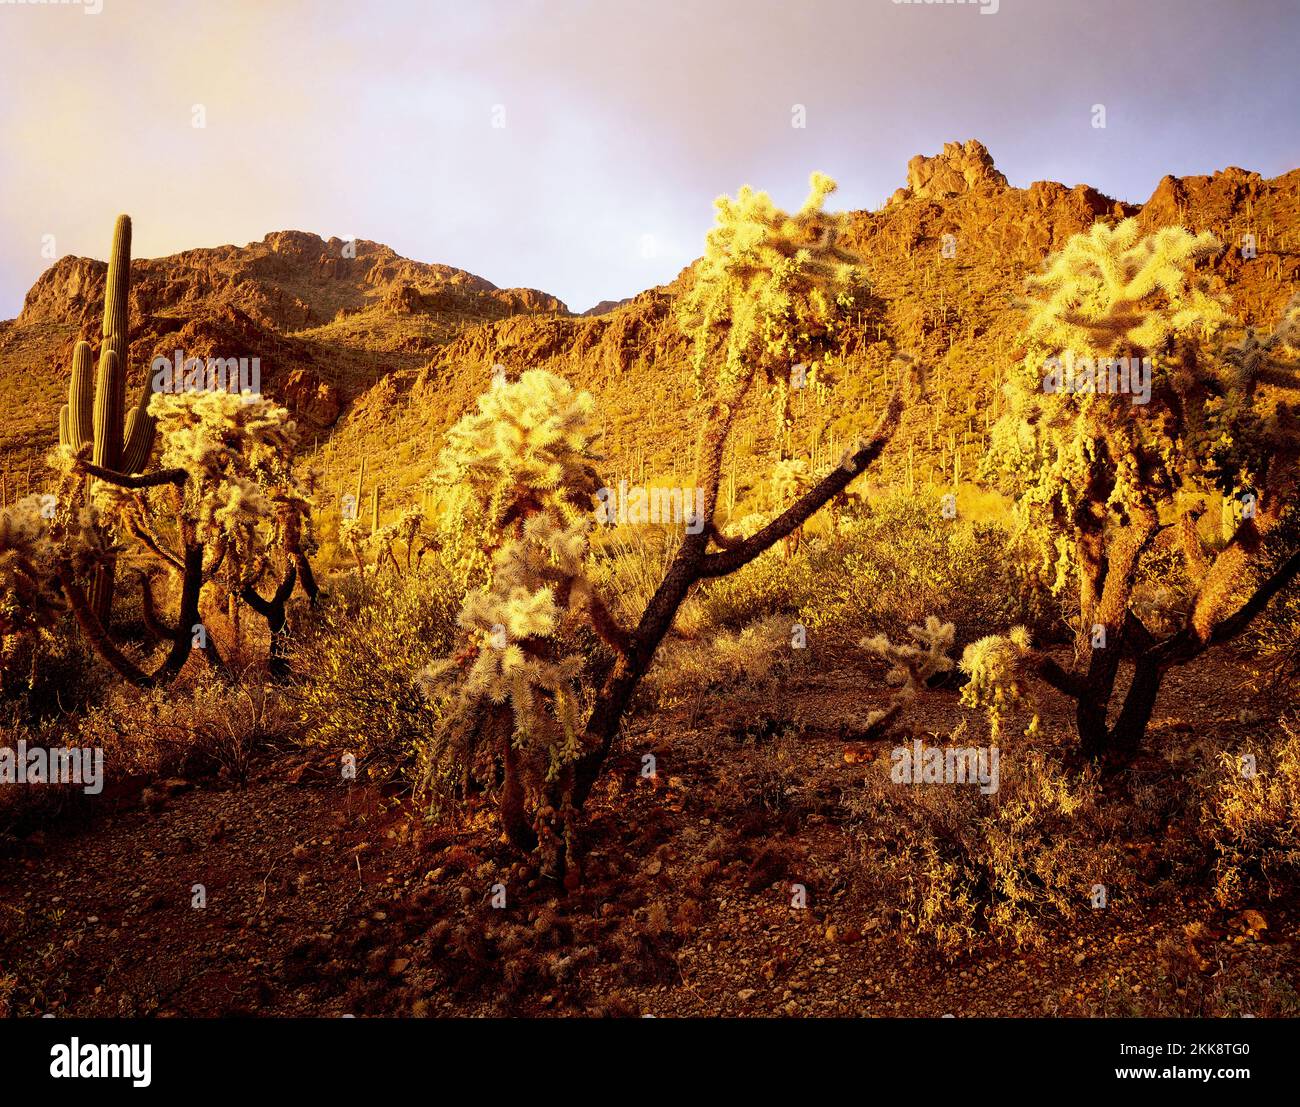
(0, 0, 1296, 317)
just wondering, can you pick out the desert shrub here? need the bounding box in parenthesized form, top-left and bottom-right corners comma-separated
(0, 619, 111, 721)
(589, 530, 683, 629)
(807, 491, 1035, 644)
(1252, 587, 1300, 692)
(1248, 518, 1300, 692)
(1, 676, 298, 836)
(690, 542, 818, 632)
(643, 614, 796, 705)
(848, 737, 1126, 954)
(0, 713, 84, 834)
(76, 677, 297, 785)
(655, 491, 1040, 647)
(1201, 723, 1300, 908)
(291, 565, 459, 774)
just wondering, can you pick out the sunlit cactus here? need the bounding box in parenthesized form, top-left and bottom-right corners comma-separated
(416, 178, 912, 875)
(56, 216, 159, 476)
(55, 215, 159, 623)
(0, 472, 115, 646)
(678, 171, 862, 411)
(983, 218, 1300, 764)
(419, 370, 618, 872)
(770, 457, 813, 557)
(859, 615, 955, 737)
(53, 390, 316, 684)
(770, 457, 812, 504)
(958, 627, 1038, 743)
(431, 368, 603, 590)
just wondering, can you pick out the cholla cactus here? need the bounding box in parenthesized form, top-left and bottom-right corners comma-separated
(427, 516, 590, 765)
(393, 505, 427, 570)
(0, 475, 115, 644)
(770, 458, 813, 558)
(859, 616, 955, 737)
(437, 369, 602, 528)
(431, 368, 603, 592)
(679, 171, 861, 405)
(419, 370, 625, 873)
(56, 390, 315, 683)
(338, 516, 368, 568)
(547, 174, 912, 848)
(770, 458, 812, 504)
(958, 627, 1039, 742)
(1022, 219, 1227, 354)
(984, 218, 1300, 764)
(147, 391, 295, 568)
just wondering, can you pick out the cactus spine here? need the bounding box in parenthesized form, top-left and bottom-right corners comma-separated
(56, 214, 159, 621)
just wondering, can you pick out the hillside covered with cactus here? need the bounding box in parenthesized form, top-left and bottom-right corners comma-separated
(3, 142, 1297, 526)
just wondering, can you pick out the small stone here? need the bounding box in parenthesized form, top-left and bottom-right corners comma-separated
(1241, 909, 1268, 933)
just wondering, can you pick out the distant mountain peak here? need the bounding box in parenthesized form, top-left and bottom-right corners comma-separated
(887, 138, 1009, 206)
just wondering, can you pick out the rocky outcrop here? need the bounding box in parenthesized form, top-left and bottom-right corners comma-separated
(887, 139, 1009, 206)
(582, 297, 633, 317)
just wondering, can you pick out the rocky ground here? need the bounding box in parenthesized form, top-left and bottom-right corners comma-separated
(1, 647, 1294, 1019)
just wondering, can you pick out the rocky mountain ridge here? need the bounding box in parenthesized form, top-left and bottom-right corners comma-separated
(1, 142, 1295, 517)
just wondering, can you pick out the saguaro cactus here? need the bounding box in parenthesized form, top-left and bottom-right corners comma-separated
(57, 215, 158, 620)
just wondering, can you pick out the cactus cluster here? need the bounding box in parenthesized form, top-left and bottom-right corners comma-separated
(982, 218, 1300, 762)
(58, 214, 157, 477)
(6, 216, 320, 685)
(56, 215, 158, 622)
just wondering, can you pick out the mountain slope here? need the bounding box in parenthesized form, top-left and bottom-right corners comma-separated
(0, 230, 566, 481)
(2, 143, 1296, 530)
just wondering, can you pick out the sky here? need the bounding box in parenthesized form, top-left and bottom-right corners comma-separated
(0, 0, 1297, 318)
